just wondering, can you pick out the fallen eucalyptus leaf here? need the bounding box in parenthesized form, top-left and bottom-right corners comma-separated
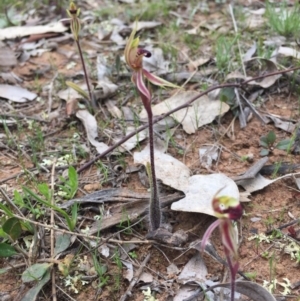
(134, 146, 190, 191)
(0, 22, 67, 40)
(266, 114, 296, 133)
(131, 21, 161, 31)
(243, 42, 257, 62)
(139, 91, 230, 134)
(226, 59, 281, 88)
(0, 84, 37, 102)
(0, 42, 17, 67)
(171, 173, 239, 216)
(76, 110, 109, 154)
(177, 252, 207, 284)
(277, 46, 300, 59)
(237, 172, 300, 193)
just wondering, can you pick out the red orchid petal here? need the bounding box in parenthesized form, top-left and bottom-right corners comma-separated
(137, 48, 151, 57)
(220, 220, 237, 258)
(135, 70, 151, 101)
(142, 69, 180, 88)
(200, 219, 220, 252)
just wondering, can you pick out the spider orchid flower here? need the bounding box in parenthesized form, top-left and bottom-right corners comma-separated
(201, 193, 243, 301)
(66, 2, 81, 41)
(124, 22, 179, 106)
(201, 195, 242, 259)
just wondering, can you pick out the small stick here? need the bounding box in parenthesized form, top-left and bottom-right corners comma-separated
(50, 161, 57, 301)
(119, 253, 151, 301)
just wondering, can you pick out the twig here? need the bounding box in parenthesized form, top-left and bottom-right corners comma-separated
(77, 65, 300, 174)
(265, 218, 300, 236)
(55, 285, 77, 301)
(50, 161, 57, 301)
(119, 253, 151, 301)
(229, 4, 246, 76)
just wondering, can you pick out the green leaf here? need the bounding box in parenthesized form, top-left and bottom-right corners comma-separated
(20, 270, 51, 301)
(0, 243, 18, 258)
(266, 131, 276, 145)
(66, 81, 89, 99)
(219, 88, 236, 105)
(54, 233, 71, 256)
(68, 166, 78, 196)
(22, 186, 73, 230)
(14, 190, 25, 207)
(259, 137, 269, 148)
(260, 149, 269, 157)
(3, 217, 22, 240)
(22, 263, 51, 283)
(0, 202, 13, 217)
(275, 139, 292, 150)
(37, 183, 51, 202)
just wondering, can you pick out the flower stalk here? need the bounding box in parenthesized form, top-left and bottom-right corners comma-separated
(67, 2, 95, 110)
(201, 193, 243, 301)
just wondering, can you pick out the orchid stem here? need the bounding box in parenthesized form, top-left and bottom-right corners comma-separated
(75, 39, 96, 110)
(226, 254, 238, 301)
(147, 107, 161, 231)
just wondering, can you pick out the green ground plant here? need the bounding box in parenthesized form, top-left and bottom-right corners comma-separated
(266, 1, 300, 37)
(259, 130, 292, 156)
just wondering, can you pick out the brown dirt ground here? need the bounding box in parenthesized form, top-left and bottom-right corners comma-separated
(1, 1, 300, 301)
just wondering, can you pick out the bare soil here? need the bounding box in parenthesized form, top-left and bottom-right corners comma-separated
(1, 1, 300, 301)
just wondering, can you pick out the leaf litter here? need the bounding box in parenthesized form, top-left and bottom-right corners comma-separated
(1, 1, 300, 300)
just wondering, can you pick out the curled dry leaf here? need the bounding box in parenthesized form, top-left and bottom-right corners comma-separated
(266, 114, 296, 133)
(76, 110, 109, 154)
(236, 172, 300, 194)
(276, 46, 300, 59)
(243, 42, 257, 62)
(226, 58, 281, 88)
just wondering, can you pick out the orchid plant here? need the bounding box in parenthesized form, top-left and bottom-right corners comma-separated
(124, 22, 179, 231)
(201, 192, 243, 301)
(66, 2, 95, 109)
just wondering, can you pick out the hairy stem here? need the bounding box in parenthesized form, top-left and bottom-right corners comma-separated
(75, 39, 96, 110)
(226, 253, 238, 301)
(146, 107, 161, 231)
